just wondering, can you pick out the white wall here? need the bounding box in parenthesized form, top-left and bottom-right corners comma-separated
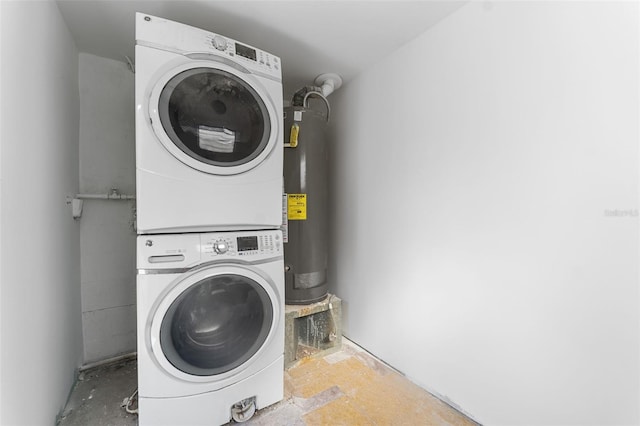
(0, 1, 82, 424)
(0, 3, 4, 419)
(329, 2, 639, 425)
(79, 53, 136, 363)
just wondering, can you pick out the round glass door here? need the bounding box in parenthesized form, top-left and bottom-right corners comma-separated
(159, 273, 274, 376)
(157, 67, 271, 168)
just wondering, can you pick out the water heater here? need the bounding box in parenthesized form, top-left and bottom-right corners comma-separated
(283, 99, 329, 304)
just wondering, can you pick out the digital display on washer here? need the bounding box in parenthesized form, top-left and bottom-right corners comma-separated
(235, 43, 257, 61)
(237, 236, 259, 252)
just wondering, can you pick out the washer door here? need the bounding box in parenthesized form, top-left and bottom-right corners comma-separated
(148, 60, 278, 175)
(150, 265, 279, 380)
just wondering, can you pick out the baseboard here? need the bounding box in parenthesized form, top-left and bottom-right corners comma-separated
(80, 351, 137, 372)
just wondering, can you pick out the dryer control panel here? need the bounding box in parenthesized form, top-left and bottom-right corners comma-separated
(136, 13, 281, 80)
(203, 34, 281, 76)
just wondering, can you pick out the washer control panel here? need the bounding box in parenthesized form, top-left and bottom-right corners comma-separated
(137, 230, 282, 269)
(201, 229, 282, 260)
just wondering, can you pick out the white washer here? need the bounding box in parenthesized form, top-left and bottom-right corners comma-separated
(136, 229, 284, 426)
(135, 13, 283, 234)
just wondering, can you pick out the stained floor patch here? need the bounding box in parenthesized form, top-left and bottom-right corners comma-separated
(243, 339, 478, 426)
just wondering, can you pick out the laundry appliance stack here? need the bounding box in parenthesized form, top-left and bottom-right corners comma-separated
(134, 13, 285, 426)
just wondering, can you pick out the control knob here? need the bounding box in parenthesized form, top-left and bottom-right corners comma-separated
(213, 241, 228, 254)
(212, 35, 227, 51)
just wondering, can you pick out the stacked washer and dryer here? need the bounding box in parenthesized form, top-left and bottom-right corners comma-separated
(135, 14, 285, 425)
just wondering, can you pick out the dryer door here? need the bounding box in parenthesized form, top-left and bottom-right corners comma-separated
(149, 264, 280, 380)
(148, 60, 278, 175)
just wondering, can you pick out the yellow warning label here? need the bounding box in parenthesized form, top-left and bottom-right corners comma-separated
(287, 193, 307, 220)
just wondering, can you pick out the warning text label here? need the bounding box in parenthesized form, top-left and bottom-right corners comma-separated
(287, 193, 307, 220)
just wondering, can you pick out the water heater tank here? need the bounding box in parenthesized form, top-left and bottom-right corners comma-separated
(283, 104, 328, 304)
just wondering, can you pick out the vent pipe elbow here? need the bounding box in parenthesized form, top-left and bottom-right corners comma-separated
(314, 73, 343, 97)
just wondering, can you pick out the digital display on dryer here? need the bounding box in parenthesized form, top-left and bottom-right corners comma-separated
(235, 43, 257, 61)
(237, 236, 259, 252)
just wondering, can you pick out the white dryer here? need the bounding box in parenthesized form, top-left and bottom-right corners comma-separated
(136, 229, 284, 426)
(135, 14, 283, 234)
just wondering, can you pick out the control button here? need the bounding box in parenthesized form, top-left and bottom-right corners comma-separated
(212, 35, 227, 51)
(213, 241, 228, 254)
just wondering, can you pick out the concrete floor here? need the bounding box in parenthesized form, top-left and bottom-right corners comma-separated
(58, 356, 138, 426)
(58, 339, 478, 426)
